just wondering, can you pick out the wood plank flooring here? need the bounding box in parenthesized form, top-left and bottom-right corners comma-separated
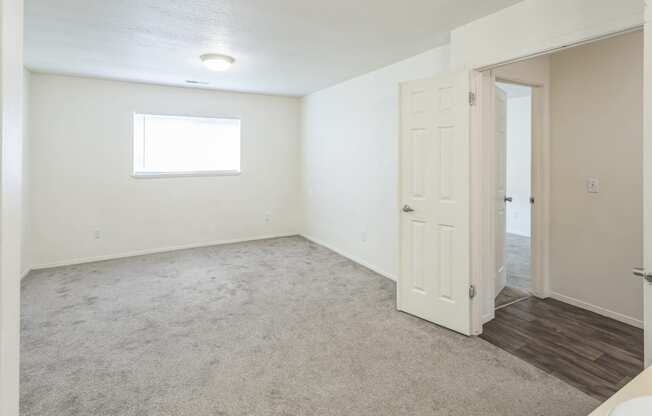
(480, 297, 644, 402)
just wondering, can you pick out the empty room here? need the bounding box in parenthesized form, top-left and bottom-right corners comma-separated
(2, 1, 652, 416)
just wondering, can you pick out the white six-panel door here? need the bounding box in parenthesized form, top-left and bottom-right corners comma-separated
(494, 87, 508, 297)
(398, 72, 472, 336)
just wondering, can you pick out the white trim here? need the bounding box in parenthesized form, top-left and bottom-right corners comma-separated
(300, 234, 397, 282)
(131, 170, 241, 179)
(530, 84, 551, 299)
(486, 78, 549, 303)
(30, 234, 298, 270)
(474, 26, 644, 72)
(31, 234, 399, 282)
(137, 113, 242, 123)
(551, 292, 644, 329)
(474, 64, 551, 330)
(451, 1, 644, 72)
(470, 71, 549, 331)
(131, 113, 242, 179)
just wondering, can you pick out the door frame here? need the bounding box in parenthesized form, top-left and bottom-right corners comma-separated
(469, 25, 643, 335)
(495, 77, 546, 306)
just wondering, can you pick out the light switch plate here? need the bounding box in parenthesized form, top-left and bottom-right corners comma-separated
(586, 177, 600, 194)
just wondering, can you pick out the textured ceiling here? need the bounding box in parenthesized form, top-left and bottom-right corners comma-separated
(25, 0, 522, 96)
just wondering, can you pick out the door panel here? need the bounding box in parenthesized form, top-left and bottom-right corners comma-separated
(398, 72, 472, 336)
(495, 87, 508, 296)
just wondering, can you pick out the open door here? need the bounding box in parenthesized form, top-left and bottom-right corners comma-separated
(398, 71, 472, 335)
(644, 13, 652, 368)
(494, 86, 508, 297)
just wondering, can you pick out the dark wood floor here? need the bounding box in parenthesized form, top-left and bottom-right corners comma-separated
(480, 297, 644, 401)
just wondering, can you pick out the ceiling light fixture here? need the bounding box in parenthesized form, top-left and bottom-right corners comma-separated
(200, 54, 235, 72)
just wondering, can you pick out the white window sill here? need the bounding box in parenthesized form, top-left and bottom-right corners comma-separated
(132, 170, 242, 179)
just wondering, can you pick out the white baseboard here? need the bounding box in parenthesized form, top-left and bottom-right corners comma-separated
(300, 234, 397, 282)
(550, 291, 643, 329)
(30, 234, 299, 270)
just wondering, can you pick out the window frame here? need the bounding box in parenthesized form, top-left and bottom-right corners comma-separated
(131, 113, 242, 179)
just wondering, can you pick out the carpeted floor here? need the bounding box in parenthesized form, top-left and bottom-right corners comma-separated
(506, 233, 531, 291)
(495, 233, 532, 308)
(21, 236, 599, 416)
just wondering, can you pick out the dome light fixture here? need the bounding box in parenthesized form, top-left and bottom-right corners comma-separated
(200, 54, 235, 72)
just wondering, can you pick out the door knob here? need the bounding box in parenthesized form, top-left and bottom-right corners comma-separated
(633, 268, 652, 283)
(504, 196, 513, 203)
(402, 205, 415, 213)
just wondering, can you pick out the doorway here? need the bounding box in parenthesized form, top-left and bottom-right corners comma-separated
(479, 29, 645, 401)
(494, 81, 533, 309)
(397, 27, 649, 382)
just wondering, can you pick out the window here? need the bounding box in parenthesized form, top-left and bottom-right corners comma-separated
(133, 114, 241, 177)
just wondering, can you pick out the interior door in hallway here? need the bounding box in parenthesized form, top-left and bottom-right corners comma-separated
(398, 71, 472, 335)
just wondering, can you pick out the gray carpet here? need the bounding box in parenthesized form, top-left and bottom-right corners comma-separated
(21, 236, 599, 416)
(506, 232, 532, 291)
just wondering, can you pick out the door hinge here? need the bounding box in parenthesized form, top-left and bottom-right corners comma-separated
(469, 92, 477, 106)
(469, 285, 476, 299)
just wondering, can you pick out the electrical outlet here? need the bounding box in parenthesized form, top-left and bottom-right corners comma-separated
(586, 177, 600, 194)
(94, 230, 101, 240)
(265, 213, 272, 223)
(361, 231, 367, 243)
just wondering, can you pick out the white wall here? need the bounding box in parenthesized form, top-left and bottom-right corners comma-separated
(550, 30, 644, 325)
(505, 93, 532, 237)
(29, 74, 301, 268)
(0, 0, 24, 414)
(21, 69, 30, 276)
(451, 0, 644, 70)
(300, 46, 450, 279)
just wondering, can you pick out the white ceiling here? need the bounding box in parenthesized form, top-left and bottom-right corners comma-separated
(25, 0, 522, 97)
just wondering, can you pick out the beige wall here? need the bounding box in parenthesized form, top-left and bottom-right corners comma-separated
(28, 74, 301, 268)
(550, 30, 644, 325)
